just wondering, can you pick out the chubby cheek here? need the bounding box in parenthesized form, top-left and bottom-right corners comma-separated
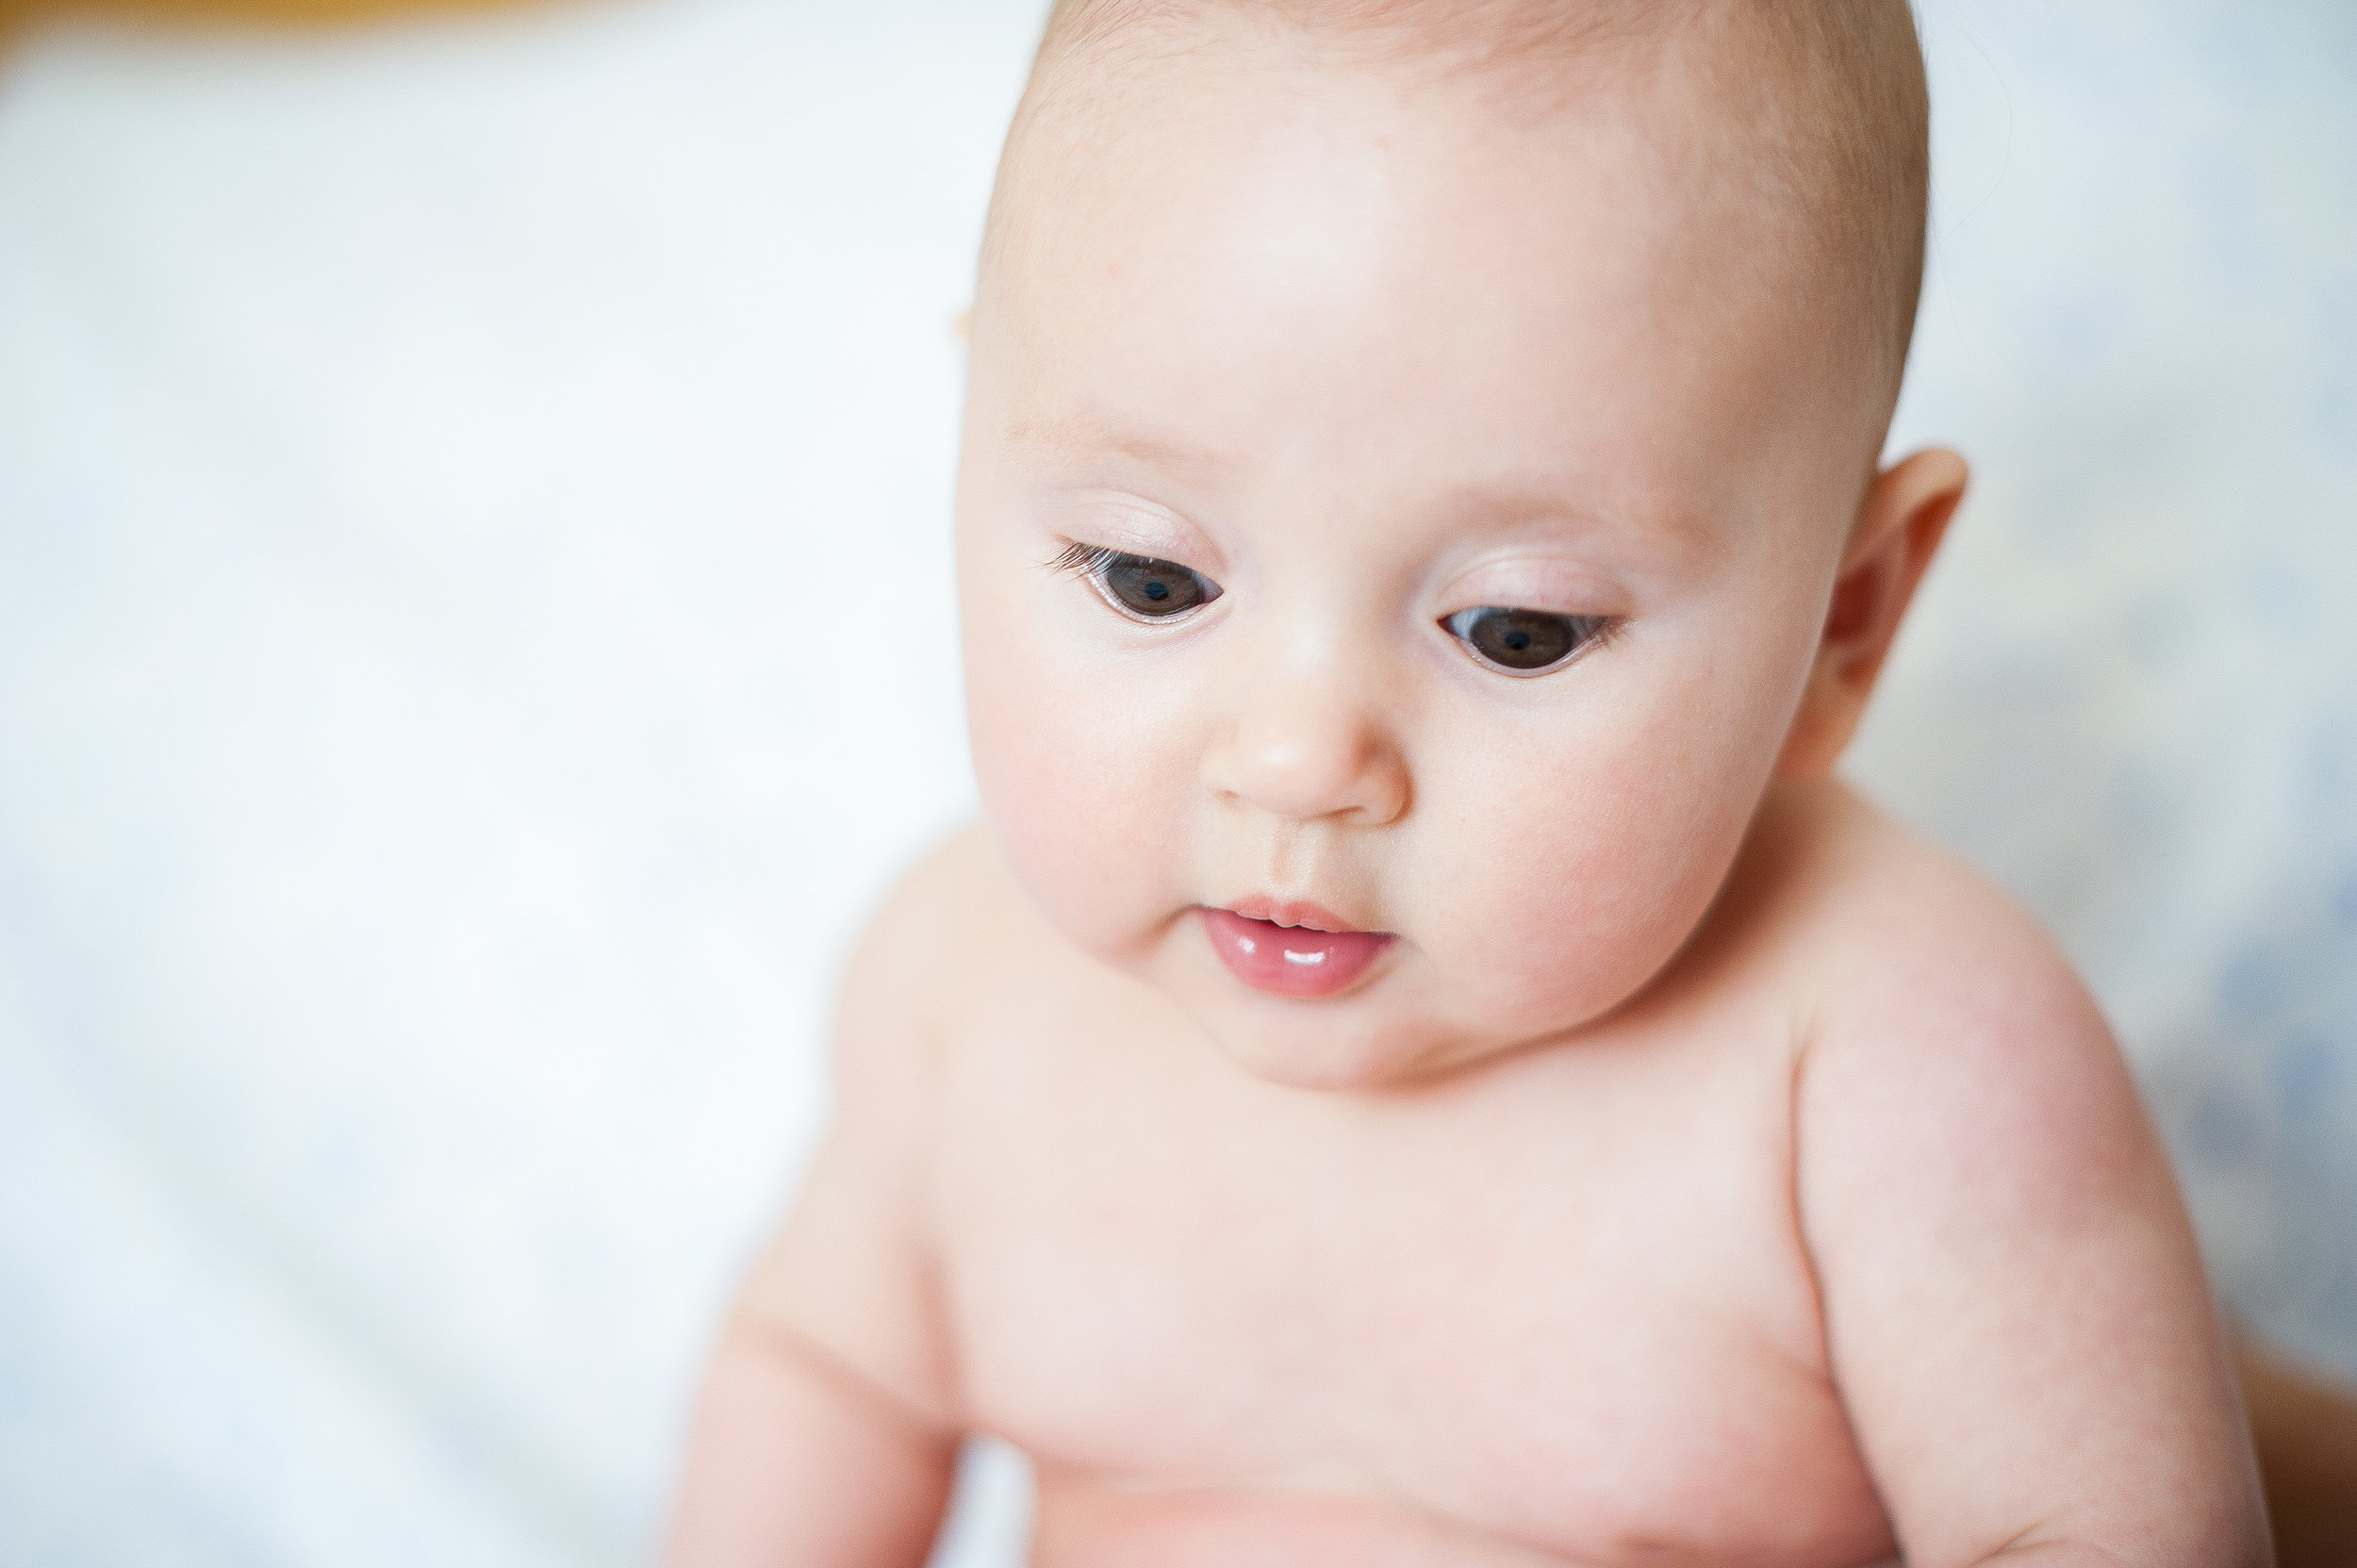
(1409, 661, 1795, 1038)
(964, 596, 1198, 969)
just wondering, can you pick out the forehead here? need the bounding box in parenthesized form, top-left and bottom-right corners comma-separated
(977, 32, 1838, 533)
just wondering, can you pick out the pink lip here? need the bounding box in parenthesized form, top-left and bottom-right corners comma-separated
(1227, 897, 1356, 932)
(1201, 906, 1394, 999)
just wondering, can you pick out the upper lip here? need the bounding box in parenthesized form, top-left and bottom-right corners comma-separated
(1223, 897, 1370, 933)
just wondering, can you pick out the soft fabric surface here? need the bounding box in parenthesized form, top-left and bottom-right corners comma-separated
(0, 2, 2349, 1563)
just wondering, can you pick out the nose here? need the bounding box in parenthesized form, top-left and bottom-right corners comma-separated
(1200, 663, 1411, 828)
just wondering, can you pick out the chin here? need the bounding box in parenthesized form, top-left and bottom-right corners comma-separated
(1195, 1001, 1467, 1092)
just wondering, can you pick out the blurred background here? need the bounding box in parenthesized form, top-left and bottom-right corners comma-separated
(0, 1, 2349, 1564)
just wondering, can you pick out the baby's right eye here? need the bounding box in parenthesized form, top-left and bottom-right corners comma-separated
(1054, 543, 1224, 621)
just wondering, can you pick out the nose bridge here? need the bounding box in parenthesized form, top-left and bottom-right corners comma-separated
(1205, 599, 1410, 826)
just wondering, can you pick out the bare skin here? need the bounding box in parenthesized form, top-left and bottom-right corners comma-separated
(665, 10, 2269, 1566)
(674, 788, 2260, 1567)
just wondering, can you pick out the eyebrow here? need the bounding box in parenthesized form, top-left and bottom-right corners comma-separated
(1432, 477, 1719, 561)
(1008, 412, 1716, 557)
(1003, 412, 1225, 475)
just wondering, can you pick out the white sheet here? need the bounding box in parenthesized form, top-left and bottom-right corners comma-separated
(0, 1, 2349, 1562)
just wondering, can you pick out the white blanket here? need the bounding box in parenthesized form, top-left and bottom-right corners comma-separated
(0, 1, 2349, 1562)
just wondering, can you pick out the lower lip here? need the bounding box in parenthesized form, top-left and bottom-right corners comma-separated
(1200, 908, 1394, 999)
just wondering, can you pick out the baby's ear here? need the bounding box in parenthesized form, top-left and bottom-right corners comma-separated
(1775, 447, 1969, 779)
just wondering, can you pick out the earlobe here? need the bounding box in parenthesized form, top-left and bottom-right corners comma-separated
(1774, 447, 1970, 780)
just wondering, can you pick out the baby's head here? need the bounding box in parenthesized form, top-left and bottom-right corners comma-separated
(956, 0, 1966, 1087)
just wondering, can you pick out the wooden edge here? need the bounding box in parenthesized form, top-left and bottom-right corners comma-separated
(2236, 1329, 2357, 1568)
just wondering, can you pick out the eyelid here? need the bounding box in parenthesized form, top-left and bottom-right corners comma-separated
(1437, 553, 1627, 620)
(1063, 489, 1220, 571)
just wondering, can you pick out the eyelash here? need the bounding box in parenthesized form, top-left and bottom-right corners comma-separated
(1048, 540, 1126, 579)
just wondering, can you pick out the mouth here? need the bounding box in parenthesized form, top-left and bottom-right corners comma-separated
(1200, 901, 1395, 999)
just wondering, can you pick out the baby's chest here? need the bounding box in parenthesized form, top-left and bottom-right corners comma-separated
(934, 1032, 1885, 1560)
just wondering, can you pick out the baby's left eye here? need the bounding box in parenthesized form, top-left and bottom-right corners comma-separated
(1442, 607, 1609, 674)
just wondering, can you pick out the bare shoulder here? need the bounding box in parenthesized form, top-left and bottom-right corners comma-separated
(1753, 780, 2266, 1563)
(1737, 776, 2095, 1042)
(832, 820, 1039, 1080)
(1749, 777, 2141, 1209)
(730, 824, 1045, 1425)
(1753, 775, 2169, 1269)
(755, 820, 1031, 1269)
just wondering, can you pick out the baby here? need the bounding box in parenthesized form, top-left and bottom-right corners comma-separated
(666, 2, 2271, 1563)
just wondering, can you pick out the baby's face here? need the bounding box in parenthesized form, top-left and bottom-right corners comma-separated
(959, 34, 1877, 1087)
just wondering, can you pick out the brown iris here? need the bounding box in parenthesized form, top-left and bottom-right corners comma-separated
(1443, 607, 1605, 673)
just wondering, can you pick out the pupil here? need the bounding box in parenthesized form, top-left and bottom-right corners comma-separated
(1145, 580, 1169, 601)
(1504, 629, 1530, 651)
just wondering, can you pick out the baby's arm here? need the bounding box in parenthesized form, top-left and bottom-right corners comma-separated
(1796, 848, 2271, 1566)
(662, 867, 964, 1568)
